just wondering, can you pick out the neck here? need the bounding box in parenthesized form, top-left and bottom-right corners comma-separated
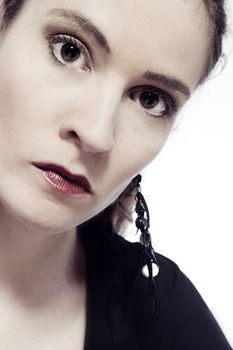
(0, 210, 85, 311)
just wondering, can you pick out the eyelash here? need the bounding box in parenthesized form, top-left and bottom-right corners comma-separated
(129, 86, 178, 119)
(47, 33, 91, 71)
(46, 33, 178, 119)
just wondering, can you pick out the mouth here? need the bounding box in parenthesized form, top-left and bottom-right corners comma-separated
(33, 162, 92, 195)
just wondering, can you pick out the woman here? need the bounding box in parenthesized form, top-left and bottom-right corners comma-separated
(0, 0, 231, 349)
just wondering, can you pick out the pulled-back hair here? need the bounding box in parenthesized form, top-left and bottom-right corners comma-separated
(0, 0, 228, 233)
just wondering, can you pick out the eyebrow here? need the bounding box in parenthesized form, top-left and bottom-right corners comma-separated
(47, 8, 190, 99)
(48, 8, 111, 54)
(144, 71, 191, 99)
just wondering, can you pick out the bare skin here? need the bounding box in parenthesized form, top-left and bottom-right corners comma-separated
(0, 0, 210, 348)
(0, 232, 86, 349)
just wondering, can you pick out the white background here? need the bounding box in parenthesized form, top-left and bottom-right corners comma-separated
(127, 1, 233, 345)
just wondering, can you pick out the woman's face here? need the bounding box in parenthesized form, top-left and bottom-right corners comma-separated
(0, 0, 210, 233)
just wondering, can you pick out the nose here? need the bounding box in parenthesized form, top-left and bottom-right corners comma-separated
(59, 82, 121, 156)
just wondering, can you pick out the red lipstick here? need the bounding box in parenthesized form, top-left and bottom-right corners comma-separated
(33, 163, 92, 195)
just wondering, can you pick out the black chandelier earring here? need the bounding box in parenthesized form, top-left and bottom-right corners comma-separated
(133, 174, 159, 278)
(133, 174, 160, 313)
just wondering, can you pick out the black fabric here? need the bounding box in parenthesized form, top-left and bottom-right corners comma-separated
(79, 223, 232, 350)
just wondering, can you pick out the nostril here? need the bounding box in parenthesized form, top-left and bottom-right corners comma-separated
(65, 130, 82, 144)
(68, 130, 78, 138)
(60, 122, 114, 154)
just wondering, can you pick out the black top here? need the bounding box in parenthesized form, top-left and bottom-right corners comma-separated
(79, 222, 232, 350)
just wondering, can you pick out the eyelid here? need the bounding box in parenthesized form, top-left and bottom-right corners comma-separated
(46, 32, 93, 70)
(44, 23, 96, 61)
(129, 85, 179, 118)
(44, 23, 97, 59)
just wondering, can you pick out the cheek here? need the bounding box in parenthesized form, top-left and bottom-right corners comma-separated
(115, 107, 174, 171)
(0, 40, 59, 145)
(100, 115, 173, 202)
(0, 43, 61, 167)
(0, 60, 25, 154)
(0, 64, 40, 159)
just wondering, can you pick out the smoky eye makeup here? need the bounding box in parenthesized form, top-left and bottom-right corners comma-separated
(129, 85, 179, 119)
(47, 33, 92, 71)
(42, 22, 182, 120)
(43, 23, 95, 66)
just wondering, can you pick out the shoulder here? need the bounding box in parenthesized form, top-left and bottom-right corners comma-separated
(116, 234, 232, 349)
(109, 230, 183, 286)
(80, 224, 232, 349)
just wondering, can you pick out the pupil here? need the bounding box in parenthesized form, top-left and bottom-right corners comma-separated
(140, 91, 159, 108)
(61, 43, 81, 61)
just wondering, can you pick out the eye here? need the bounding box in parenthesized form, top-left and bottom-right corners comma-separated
(130, 87, 177, 118)
(48, 34, 91, 71)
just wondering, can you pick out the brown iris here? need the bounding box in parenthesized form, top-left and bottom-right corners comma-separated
(139, 91, 159, 109)
(61, 42, 81, 62)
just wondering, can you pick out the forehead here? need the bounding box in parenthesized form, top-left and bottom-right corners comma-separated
(23, 0, 211, 89)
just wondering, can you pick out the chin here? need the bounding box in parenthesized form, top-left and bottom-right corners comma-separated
(0, 174, 98, 235)
(0, 193, 78, 236)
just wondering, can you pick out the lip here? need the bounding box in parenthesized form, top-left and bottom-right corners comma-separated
(32, 162, 92, 195)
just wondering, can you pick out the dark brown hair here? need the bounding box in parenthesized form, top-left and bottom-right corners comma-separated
(0, 0, 228, 233)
